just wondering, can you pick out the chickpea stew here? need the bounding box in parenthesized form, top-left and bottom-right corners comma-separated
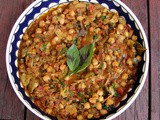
(18, 1, 146, 120)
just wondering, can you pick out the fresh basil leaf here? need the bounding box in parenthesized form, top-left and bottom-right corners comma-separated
(67, 44, 80, 71)
(72, 43, 95, 74)
(79, 44, 91, 65)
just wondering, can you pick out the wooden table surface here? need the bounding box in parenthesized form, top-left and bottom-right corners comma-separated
(0, 0, 159, 120)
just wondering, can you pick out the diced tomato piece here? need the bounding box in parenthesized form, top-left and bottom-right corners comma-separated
(116, 87, 124, 95)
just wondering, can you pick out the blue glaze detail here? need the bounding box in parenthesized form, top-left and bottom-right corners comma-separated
(8, 0, 145, 119)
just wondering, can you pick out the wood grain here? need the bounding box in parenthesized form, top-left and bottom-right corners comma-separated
(0, 0, 33, 120)
(116, 0, 149, 120)
(149, 0, 160, 120)
(0, 0, 152, 120)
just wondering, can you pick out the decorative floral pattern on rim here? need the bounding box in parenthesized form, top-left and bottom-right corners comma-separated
(6, 0, 149, 120)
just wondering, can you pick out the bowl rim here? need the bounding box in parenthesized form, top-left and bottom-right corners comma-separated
(6, 0, 149, 120)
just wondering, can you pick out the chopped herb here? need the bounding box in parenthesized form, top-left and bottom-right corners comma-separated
(74, 38, 78, 45)
(102, 103, 112, 111)
(77, 92, 85, 98)
(43, 44, 47, 51)
(70, 91, 74, 97)
(99, 62, 105, 69)
(60, 47, 68, 54)
(91, 105, 95, 108)
(59, 81, 65, 88)
(26, 53, 30, 57)
(101, 15, 106, 20)
(82, 99, 87, 103)
(64, 88, 68, 94)
(112, 83, 120, 97)
(93, 34, 98, 40)
(109, 23, 116, 28)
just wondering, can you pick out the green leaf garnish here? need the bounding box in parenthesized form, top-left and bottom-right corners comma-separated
(67, 44, 80, 71)
(67, 42, 95, 75)
(70, 43, 95, 74)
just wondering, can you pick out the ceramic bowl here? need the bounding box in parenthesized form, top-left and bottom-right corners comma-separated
(6, 0, 149, 120)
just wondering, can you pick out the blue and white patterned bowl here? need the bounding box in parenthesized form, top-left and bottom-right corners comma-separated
(6, 0, 149, 120)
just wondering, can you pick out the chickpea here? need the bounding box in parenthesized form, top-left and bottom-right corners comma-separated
(69, 10, 75, 17)
(127, 39, 135, 46)
(60, 64, 66, 71)
(103, 8, 108, 13)
(47, 66, 53, 72)
(57, 7, 62, 13)
(25, 40, 32, 46)
(77, 16, 84, 21)
(96, 102, 102, 110)
(46, 20, 51, 25)
(98, 96, 104, 102)
(23, 34, 29, 40)
(31, 49, 36, 55)
(59, 17, 65, 25)
(92, 93, 98, 99)
(69, 29, 75, 34)
(136, 55, 142, 62)
(117, 24, 124, 30)
(51, 36, 60, 45)
(100, 109, 108, 115)
(129, 79, 135, 85)
(97, 89, 103, 96)
(39, 20, 45, 27)
(121, 73, 128, 80)
(105, 55, 111, 61)
(92, 58, 98, 66)
(45, 108, 52, 114)
(121, 81, 127, 87)
(66, 35, 72, 41)
(127, 69, 132, 74)
(77, 115, 83, 120)
(89, 27, 94, 32)
(87, 114, 93, 119)
(97, 12, 101, 17)
(43, 75, 50, 82)
(132, 35, 138, 41)
(106, 98, 114, 106)
(52, 10, 57, 15)
(35, 28, 42, 34)
(124, 30, 129, 37)
(112, 61, 119, 67)
(110, 15, 118, 23)
(108, 37, 115, 44)
(127, 58, 133, 66)
(95, 28, 101, 33)
(59, 103, 64, 109)
(34, 37, 40, 43)
(89, 97, 96, 104)
(48, 25, 54, 31)
(84, 102, 91, 109)
(44, 63, 49, 69)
